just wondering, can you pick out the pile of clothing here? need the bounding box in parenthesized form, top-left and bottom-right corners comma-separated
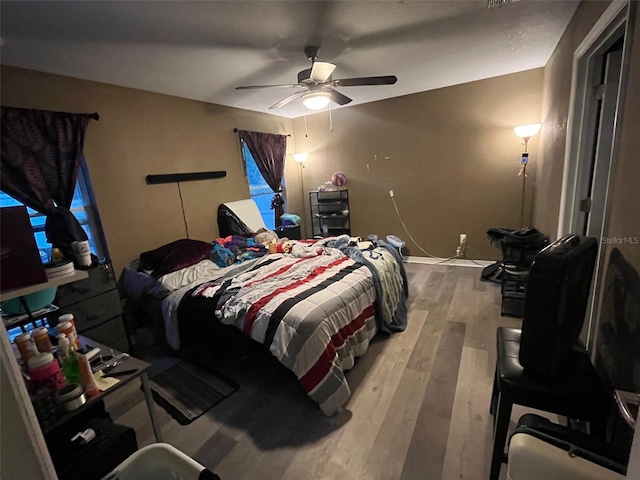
(211, 235, 267, 267)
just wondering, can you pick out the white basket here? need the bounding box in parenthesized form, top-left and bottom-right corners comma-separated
(386, 235, 406, 249)
(101, 443, 210, 480)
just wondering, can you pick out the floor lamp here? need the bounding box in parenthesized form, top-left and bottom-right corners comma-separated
(293, 153, 308, 238)
(513, 123, 541, 227)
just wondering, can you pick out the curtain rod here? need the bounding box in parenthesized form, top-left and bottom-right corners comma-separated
(233, 128, 290, 137)
(0, 107, 99, 121)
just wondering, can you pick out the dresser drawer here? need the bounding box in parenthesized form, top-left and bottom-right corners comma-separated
(82, 318, 127, 350)
(58, 289, 123, 332)
(56, 264, 117, 308)
(107, 336, 130, 353)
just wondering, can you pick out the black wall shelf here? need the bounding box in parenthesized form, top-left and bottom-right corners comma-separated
(145, 171, 227, 185)
(310, 190, 350, 238)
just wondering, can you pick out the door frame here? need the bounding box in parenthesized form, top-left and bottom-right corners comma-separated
(558, 0, 631, 237)
(557, 0, 635, 347)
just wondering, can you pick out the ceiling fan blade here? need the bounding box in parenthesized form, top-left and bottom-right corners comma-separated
(327, 88, 352, 106)
(235, 84, 302, 90)
(269, 90, 307, 109)
(310, 62, 336, 82)
(332, 75, 398, 87)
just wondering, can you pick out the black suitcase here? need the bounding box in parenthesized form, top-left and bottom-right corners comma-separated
(519, 234, 598, 375)
(48, 417, 138, 480)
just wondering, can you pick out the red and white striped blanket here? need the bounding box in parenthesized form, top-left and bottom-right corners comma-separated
(179, 247, 379, 415)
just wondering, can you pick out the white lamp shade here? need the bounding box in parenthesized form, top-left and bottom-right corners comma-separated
(514, 123, 541, 139)
(293, 153, 308, 163)
(302, 92, 331, 110)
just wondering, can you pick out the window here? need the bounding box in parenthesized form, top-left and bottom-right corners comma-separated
(0, 161, 105, 262)
(241, 143, 286, 229)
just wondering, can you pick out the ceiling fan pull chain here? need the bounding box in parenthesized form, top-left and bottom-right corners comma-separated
(329, 100, 334, 133)
(304, 105, 309, 138)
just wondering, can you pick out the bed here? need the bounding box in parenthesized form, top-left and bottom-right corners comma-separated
(122, 205, 407, 415)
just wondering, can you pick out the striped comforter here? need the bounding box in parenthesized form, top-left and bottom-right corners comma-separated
(176, 247, 382, 415)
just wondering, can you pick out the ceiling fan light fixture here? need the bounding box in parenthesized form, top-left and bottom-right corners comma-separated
(236, 47, 395, 111)
(302, 92, 331, 110)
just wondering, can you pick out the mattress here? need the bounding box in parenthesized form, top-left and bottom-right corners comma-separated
(122, 236, 407, 415)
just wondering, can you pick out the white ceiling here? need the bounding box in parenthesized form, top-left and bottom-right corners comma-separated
(0, 1, 579, 119)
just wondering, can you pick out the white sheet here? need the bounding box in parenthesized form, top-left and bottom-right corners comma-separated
(121, 259, 221, 301)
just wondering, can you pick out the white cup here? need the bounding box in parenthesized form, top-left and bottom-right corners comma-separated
(71, 240, 91, 267)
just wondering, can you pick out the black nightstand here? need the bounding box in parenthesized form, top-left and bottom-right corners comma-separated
(275, 224, 302, 240)
(54, 262, 129, 352)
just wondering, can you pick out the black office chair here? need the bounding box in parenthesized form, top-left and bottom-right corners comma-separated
(489, 235, 614, 480)
(481, 227, 549, 284)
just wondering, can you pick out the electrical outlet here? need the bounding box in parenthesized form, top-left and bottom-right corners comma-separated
(456, 233, 467, 258)
(389, 190, 394, 197)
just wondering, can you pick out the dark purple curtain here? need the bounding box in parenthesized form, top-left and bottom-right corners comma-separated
(1, 107, 95, 252)
(238, 130, 287, 227)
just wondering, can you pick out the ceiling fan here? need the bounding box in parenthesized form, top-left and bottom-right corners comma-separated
(235, 46, 398, 110)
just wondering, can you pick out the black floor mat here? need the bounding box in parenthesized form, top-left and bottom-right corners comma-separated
(149, 362, 238, 425)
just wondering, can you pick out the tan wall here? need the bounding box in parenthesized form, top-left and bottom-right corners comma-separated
(1, 67, 543, 266)
(533, 1, 611, 238)
(292, 69, 544, 259)
(0, 66, 295, 274)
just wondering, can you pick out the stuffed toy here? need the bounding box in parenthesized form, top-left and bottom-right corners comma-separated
(254, 228, 279, 247)
(268, 240, 293, 254)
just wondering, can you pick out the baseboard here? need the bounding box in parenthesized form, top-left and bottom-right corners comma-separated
(406, 256, 494, 268)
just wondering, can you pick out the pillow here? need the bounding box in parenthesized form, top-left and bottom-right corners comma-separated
(137, 239, 212, 277)
(280, 213, 301, 226)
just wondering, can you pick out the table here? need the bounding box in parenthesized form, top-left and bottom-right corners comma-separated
(1, 270, 88, 332)
(0, 270, 89, 302)
(42, 335, 163, 442)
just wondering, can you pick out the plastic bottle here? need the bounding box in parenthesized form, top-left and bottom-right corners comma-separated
(27, 352, 65, 393)
(57, 334, 83, 386)
(77, 352, 99, 398)
(32, 326, 53, 353)
(14, 332, 38, 365)
(51, 248, 65, 262)
(57, 314, 80, 350)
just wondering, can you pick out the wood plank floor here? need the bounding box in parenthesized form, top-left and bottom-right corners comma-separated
(108, 263, 533, 480)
